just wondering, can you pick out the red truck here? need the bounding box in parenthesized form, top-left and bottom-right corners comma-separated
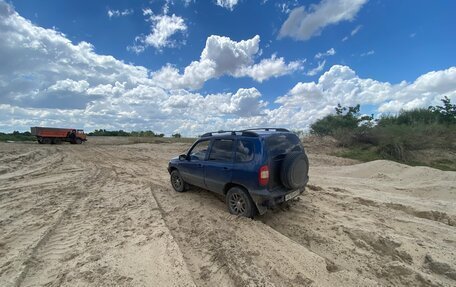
(30, 127, 87, 144)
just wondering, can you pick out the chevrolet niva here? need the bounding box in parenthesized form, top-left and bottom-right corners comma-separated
(168, 128, 309, 217)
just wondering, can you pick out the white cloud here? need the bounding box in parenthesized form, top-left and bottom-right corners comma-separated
(279, 0, 368, 41)
(144, 14, 187, 49)
(274, 65, 456, 129)
(0, 1, 273, 135)
(142, 8, 153, 16)
(1, 0, 455, 136)
(48, 79, 90, 93)
(201, 34, 259, 75)
(151, 35, 303, 89)
(342, 25, 362, 41)
(0, 1, 149, 109)
(107, 9, 133, 18)
(87, 82, 126, 96)
(379, 67, 456, 112)
(276, 1, 299, 14)
(351, 24, 362, 36)
(182, 0, 194, 7)
(130, 10, 187, 51)
(315, 48, 336, 59)
(235, 55, 303, 82)
(306, 60, 326, 76)
(219, 88, 267, 116)
(278, 3, 289, 13)
(215, 0, 239, 11)
(360, 50, 375, 56)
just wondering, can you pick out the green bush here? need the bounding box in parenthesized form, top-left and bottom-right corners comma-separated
(374, 123, 455, 161)
(310, 97, 456, 169)
(0, 131, 35, 142)
(88, 129, 130, 136)
(88, 129, 163, 137)
(429, 96, 456, 124)
(378, 109, 439, 126)
(310, 104, 373, 137)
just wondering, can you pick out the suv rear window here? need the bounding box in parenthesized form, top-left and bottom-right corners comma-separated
(209, 139, 234, 162)
(265, 133, 303, 158)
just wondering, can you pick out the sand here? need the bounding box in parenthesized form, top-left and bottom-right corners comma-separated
(0, 138, 455, 286)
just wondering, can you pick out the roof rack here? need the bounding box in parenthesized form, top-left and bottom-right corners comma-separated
(200, 130, 238, 137)
(200, 128, 290, 138)
(242, 128, 290, 132)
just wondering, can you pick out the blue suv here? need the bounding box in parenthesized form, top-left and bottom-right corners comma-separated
(167, 128, 309, 217)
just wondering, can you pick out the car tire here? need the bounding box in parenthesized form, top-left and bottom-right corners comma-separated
(226, 187, 255, 218)
(280, 152, 309, 190)
(75, 138, 82, 144)
(170, 170, 186, 192)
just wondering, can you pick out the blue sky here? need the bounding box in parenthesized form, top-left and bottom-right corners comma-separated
(1, 0, 455, 135)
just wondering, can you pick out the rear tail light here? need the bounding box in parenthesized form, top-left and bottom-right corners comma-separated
(258, 165, 269, 186)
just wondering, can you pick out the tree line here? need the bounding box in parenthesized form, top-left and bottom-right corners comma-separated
(88, 129, 182, 138)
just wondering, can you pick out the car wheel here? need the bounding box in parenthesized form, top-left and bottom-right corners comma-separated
(226, 187, 255, 218)
(170, 170, 186, 192)
(75, 138, 82, 144)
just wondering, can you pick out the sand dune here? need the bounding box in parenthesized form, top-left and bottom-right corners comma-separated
(0, 140, 455, 286)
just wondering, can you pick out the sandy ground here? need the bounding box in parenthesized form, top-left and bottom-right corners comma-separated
(1, 138, 455, 286)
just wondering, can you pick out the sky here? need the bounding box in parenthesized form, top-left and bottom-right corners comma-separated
(0, 0, 455, 136)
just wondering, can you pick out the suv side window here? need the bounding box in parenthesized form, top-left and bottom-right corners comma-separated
(235, 140, 254, 162)
(189, 140, 210, 160)
(209, 139, 234, 162)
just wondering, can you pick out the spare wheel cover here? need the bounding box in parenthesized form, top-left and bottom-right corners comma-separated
(281, 152, 308, 189)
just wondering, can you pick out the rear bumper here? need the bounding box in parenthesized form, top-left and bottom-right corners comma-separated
(249, 186, 305, 215)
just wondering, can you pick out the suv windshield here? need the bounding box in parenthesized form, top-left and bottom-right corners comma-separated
(265, 133, 303, 158)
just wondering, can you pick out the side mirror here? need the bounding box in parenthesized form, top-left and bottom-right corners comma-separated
(179, 154, 188, 161)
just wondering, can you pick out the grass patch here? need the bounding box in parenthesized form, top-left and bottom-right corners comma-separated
(335, 147, 456, 171)
(0, 133, 35, 142)
(334, 147, 382, 162)
(427, 159, 456, 171)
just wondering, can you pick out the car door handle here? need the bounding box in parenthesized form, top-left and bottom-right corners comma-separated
(197, 164, 203, 167)
(222, 167, 230, 171)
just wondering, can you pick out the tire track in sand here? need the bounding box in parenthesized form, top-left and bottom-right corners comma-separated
(11, 148, 101, 287)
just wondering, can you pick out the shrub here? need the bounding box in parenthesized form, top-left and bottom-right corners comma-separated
(88, 129, 162, 137)
(378, 109, 439, 126)
(310, 104, 373, 137)
(429, 96, 456, 124)
(0, 131, 35, 142)
(373, 123, 455, 161)
(309, 97, 456, 168)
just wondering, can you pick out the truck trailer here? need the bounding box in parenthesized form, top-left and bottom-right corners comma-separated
(30, 127, 87, 144)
